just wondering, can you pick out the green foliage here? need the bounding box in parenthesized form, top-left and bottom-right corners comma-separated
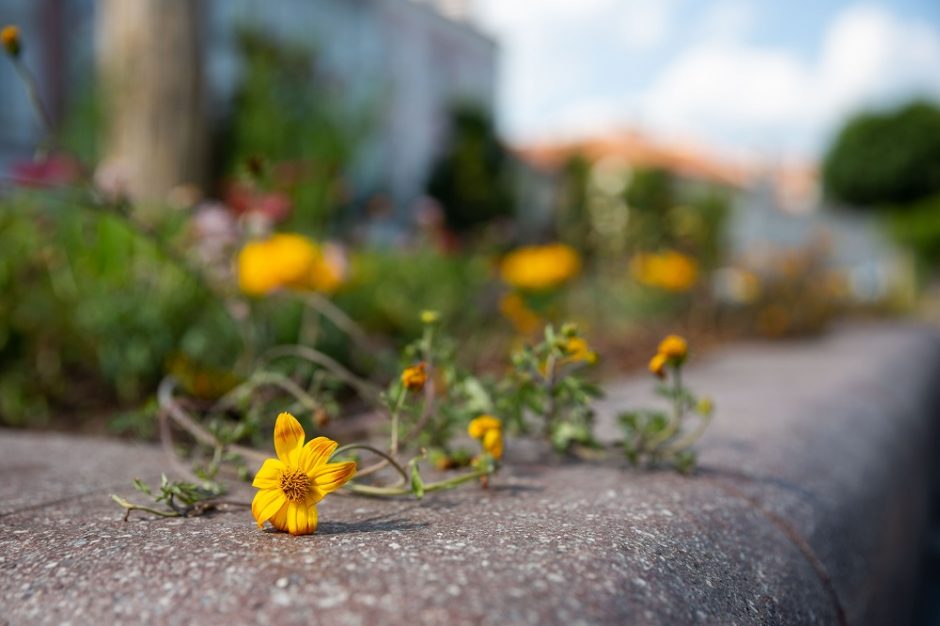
(822, 100, 940, 207)
(887, 194, 940, 267)
(0, 191, 242, 426)
(221, 26, 363, 232)
(390, 318, 496, 452)
(499, 324, 600, 453)
(624, 167, 677, 248)
(427, 104, 516, 232)
(618, 359, 713, 474)
(336, 247, 492, 341)
(556, 154, 592, 252)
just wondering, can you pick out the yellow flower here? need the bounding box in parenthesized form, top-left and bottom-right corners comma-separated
(648, 353, 668, 378)
(630, 249, 698, 293)
(563, 337, 597, 364)
(1, 25, 20, 57)
(499, 243, 581, 291)
(468, 415, 503, 459)
(657, 334, 688, 362)
(237, 234, 346, 296)
(401, 362, 428, 392)
(696, 397, 714, 416)
(251, 413, 356, 536)
(420, 310, 440, 324)
(499, 293, 541, 335)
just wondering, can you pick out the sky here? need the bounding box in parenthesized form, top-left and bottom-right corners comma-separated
(472, 0, 940, 161)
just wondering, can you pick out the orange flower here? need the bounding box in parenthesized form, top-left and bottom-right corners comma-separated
(657, 335, 688, 363)
(499, 243, 581, 291)
(1, 25, 20, 57)
(648, 353, 668, 378)
(401, 362, 428, 392)
(468, 415, 503, 459)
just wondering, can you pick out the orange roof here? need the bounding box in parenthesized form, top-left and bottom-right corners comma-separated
(513, 131, 753, 188)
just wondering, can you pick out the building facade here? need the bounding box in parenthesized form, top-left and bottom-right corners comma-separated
(0, 0, 497, 208)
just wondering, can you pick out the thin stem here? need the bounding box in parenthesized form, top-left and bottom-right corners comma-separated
(111, 495, 181, 521)
(663, 413, 712, 455)
(304, 293, 374, 351)
(389, 387, 408, 457)
(331, 443, 409, 486)
(209, 370, 322, 417)
(12, 58, 56, 151)
(260, 345, 382, 405)
(542, 354, 558, 436)
(157, 377, 268, 466)
(342, 466, 490, 498)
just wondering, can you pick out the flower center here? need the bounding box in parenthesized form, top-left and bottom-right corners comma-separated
(279, 468, 311, 503)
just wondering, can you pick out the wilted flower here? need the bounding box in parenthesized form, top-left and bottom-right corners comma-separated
(499, 243, 581, 291)
(401, 362, 428, 392)
(251, 413, 356, 536)
(237, 233, 346, 296)
(468, 415, 503, 459)
(1, 25, 21, 57)
(631, 250, 699, 293)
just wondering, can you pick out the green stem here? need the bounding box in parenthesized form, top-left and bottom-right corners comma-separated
(111, 495, 181, 521)
(260, 345, 382, 405)
(662, 413, 712, 455)
(389, 387, 408, 457)
(342, 466, 490, 498)
(12, 57, 56, 151)
(331, 443, 409, 486)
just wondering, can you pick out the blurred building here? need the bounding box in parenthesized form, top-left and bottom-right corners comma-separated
(0, 0, 497, 208)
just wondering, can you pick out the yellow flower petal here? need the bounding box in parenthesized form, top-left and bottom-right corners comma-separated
(251, 488, 287, 529)
(468, 415, 501, 439)
(313, 461, 357, 495)
(483, 428, 503, 459)
(268, 501, 290, 532)
(298, 436, 339, 474)
(251, 458, 285, 489)
(274, 412, 305, 464)
(286, 499, 318, 536)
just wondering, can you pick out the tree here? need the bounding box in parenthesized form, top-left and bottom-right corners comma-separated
(427, 105, 515, 233)
(822, 100, 940, 208)
(97, 0, 207, 202)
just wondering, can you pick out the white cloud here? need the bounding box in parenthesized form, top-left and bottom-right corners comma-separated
(475, 0, 681, 138)
(475, 1, 940, 158)
(640, 4, 940, 156)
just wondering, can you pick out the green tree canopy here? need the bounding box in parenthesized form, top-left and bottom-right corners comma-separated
(427, 105, 515, 233)
(822, 100, 940, 208)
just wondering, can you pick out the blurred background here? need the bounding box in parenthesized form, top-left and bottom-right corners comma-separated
(0, 0, 939, 431)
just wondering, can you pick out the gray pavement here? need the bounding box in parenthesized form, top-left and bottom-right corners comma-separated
(2, 322, 939, 625)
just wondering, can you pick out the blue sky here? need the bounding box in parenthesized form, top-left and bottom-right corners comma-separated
(473, 0, 940, 160)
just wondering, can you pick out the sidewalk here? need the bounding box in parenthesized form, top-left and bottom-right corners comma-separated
(2, 323, 938, 625)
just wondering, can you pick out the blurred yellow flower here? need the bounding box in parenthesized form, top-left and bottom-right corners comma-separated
(468, 415, 503, 459)
(499, 243, 581, 291)
(420, 310, 441, 324)
(630, 249, 699, 293)
(648, 353, 668, 378)
(251, 412, 356, 536)
(499, 293, 542, 335)
(657, 335, 688, 363)
(401, 362, 428, 392)
(1, 25, 20, 57)
(563, 337, 597, 365)
(237, 234, 346, 296)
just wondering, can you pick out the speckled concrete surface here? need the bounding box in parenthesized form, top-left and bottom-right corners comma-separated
(2, 323, 938, 625)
